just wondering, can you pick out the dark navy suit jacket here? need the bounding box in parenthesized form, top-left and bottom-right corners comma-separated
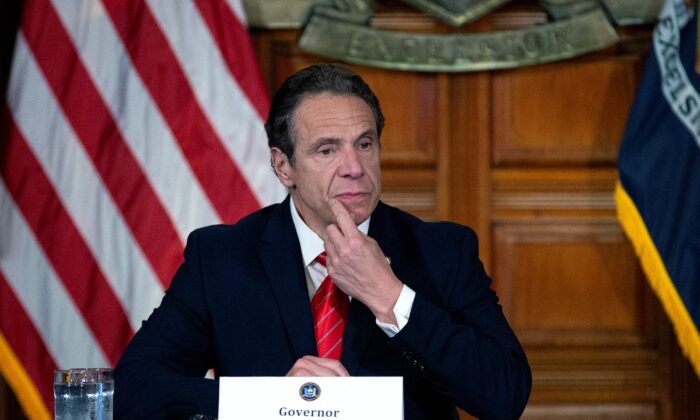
(114, 198, 531, 419)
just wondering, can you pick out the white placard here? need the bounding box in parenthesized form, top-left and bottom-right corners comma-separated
(218, 376, 403, 420)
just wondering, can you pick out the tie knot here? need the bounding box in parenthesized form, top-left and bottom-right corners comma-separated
(316, 252, 327, 267)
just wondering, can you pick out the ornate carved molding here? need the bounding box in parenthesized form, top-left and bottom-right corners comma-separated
(301, 8, 619, 71)
(245, 0, 662, 71)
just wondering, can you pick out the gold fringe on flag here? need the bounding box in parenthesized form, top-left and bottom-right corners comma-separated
(615, 181, 700, 377)
(0, 334, 50, 420)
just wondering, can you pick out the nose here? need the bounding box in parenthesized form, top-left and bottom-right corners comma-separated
(338, 147, 363, 178)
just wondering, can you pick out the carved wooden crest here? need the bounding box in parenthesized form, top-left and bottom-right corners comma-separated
(245, 0, 664, 71)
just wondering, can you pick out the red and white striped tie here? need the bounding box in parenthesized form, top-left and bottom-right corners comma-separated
(312, 252, 349, 360)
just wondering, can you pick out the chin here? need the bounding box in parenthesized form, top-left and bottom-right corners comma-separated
(350, 213, 366, 225)
(336, 198, 376, 224)
(349, 206, 373, 225)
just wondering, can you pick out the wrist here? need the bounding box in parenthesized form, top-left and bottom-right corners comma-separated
(372, 279, 403, 324)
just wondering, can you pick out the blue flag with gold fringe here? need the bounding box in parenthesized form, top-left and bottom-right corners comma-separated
(616, 0, 700, 376)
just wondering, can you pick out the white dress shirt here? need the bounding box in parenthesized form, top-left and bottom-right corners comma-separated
(289, 197, 415, 337)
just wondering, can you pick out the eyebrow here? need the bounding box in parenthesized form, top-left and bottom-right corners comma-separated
(306, 130, 378, 153)
(306, 137, 341, 154)
(355, 129, 378, 142)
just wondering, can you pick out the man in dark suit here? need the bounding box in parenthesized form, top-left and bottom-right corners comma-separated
(114, 64, 531, 419)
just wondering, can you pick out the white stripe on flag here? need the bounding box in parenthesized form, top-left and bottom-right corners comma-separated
(51, 0, 222, 240)
(147, 0, 285, 206)
(0, 181, 109, 369)
(7, 35, 164, 330)
(225, 0, 248, 25)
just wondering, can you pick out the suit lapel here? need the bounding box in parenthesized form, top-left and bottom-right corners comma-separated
(368, 202, 403, 278)
(258, 197, 317, 360)
(342, 201, 403, 374)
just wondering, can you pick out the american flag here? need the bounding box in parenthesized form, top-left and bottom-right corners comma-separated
(0, 0, 285, 418)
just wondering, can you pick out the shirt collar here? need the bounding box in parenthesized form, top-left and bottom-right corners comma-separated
(289, 196, 370, 267)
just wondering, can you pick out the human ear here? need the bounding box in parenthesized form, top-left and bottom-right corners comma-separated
(271, 148, 295, 188)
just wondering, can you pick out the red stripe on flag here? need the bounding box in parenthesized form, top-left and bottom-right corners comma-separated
(0, 272, 57, 413)
(21, 0, 183, 287)
(2, 115, 133, 365)
(102, 0, 261, 223)
(194, 0, 270, 120)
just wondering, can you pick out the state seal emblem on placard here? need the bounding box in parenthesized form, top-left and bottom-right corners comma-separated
(299, 382, 321, 401)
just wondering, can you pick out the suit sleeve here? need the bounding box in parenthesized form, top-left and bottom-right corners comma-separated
(114, 230, 219, 419)
(387, 228, 531, 420)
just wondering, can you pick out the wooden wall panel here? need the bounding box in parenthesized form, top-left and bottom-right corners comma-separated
(493, 218, 654, 346)
(491, 57, 640, 166)
(659, 316, 700, 419)
(522, 403, 657, 419)
(364, 71, 438, 166)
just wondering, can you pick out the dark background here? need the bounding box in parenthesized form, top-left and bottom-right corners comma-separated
(1, 0, 22, 102)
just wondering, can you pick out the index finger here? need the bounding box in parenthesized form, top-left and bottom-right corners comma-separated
(329, 199, 359, 237)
